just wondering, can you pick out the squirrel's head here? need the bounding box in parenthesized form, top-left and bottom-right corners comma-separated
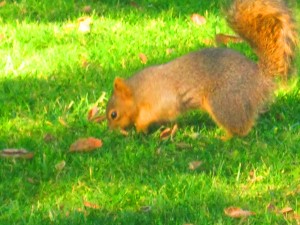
(106, 77, 136, 131)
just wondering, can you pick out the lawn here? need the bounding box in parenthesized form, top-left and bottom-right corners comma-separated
(0, 0, 299, 224)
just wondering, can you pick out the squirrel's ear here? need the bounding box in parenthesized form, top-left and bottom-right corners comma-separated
(113, 77, 132, 99)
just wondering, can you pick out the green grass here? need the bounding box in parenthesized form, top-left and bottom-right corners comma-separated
(0, 0, 299, 224)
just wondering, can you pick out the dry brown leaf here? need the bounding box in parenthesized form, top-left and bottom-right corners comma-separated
(140, 206, 152, 212)
(87, 106, 99, 121)
(82, 5, 92, 13)
(69, 137, 103, 153)
(266, 203, 277, 213)
(215, 34, 243, 45)
(224, 207, 255, 218)
(44, 133, 55, 143)
(0, 149, 34, 159)
(292, 213, 300, 221)
(191, 14, 206, 26)
(248, 170, 264, 183)
(160, 127, 172, 140)
(139, 53, 148, 64)
(55, 160, 66, 171)
(27, 178, 38, 184)
(130, 1, 140, 8)
(87, 106, 106, 123)
(280, 207, 293, 214)
(0, 1, 6, 7)
(188, 161, 203, 170)
(84, 201, 100, 209)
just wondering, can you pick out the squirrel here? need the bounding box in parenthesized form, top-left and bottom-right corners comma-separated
(106, 0, 298, 140)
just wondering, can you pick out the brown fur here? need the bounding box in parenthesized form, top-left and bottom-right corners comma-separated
(106, 0, 298, 138)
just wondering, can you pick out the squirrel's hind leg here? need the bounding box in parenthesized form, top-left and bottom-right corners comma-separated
(200, 94, 255, 139)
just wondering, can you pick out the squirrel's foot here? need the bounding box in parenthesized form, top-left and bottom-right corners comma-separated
(135, 124, 149, 134)
(219, 132, 233, 141)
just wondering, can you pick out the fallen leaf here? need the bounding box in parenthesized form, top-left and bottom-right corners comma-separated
(0, 1, 6, 7)
(292, 213, 300, 221)
(130, 1, 139, 8)
(188, 161, 203, 170)
(215, 34, 243, 45)
(27, 178, 38, 184)
(140, 206, 151, 212)
(84, 201, 100, 209)
(248, 170, 264, 183)
(139, 53, 148, 64)
(69, 137, 103, 153)
(0, 149, 34, 159)
(224, 207, 255, 218)
(87, 106, 99, 121)
(280, 207, 293, 214)
(55, 160, 66, 171)
(160, 127, 171, 140)
(266, 203, 277, 213)
(87, 107, 106, 123)
(191, 14, 206, 26)
(44, 133, 55, 143)
(276, 113, 284, 121)
(82, 5, 92, 13)
(78, 17, 92, 33)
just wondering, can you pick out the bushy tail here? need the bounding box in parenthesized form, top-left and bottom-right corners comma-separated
(227, 0, 298, 80)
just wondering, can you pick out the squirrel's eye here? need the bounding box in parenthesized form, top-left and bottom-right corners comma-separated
(111, 111, 117, 120)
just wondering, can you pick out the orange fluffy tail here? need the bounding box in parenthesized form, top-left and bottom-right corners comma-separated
(227, 0, 298, 79)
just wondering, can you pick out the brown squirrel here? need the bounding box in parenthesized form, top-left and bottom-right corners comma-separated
(106, 0, 298, 140)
